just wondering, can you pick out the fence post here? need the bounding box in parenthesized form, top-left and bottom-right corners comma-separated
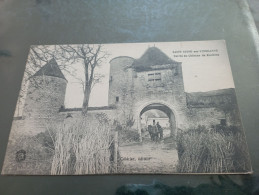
(114, 131, 118, 172)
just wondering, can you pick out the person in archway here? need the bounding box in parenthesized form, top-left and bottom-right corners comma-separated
(157, 122, 163, 140)
(152, 120, 159, 142)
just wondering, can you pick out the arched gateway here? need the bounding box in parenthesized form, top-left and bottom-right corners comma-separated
(108, 47, 187, 142)
(137, 101, 177, 141)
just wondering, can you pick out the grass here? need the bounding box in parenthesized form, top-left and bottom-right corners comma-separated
(50, 115, 115, 175)
(176, 125, 251, 173)
(2, 113, 116, 175)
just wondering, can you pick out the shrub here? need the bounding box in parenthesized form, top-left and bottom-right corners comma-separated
(114, 120, 139, 144)
(176, 125, 250, 173)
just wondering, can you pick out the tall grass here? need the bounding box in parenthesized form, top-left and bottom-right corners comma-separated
(2, 115, 116, 175)
(50, 115, 114, 175)
(176, 125, 250, 173)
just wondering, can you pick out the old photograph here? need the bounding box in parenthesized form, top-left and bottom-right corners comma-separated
(1, 40, 252, 175)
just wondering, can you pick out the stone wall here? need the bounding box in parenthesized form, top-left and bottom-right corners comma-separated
(131, 63, 189, 131)
(23, 76, 67, 119)
(59, 109, 116, 123)
(187, 107, 225, 128)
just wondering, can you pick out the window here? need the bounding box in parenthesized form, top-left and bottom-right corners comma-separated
(148, 72, 161, 86)
(148, 73, 161, 85)
(116, 96, 119, 102)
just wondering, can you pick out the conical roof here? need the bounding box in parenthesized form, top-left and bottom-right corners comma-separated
(132, 47, 178, 71)
(33, 58, 66, 80)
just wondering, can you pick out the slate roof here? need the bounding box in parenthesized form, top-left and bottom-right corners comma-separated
(132, 47, 179, 71)
(33, 58, 67, 80)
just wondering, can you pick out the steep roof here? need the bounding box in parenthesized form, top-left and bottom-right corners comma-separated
(132, 47, 179, 71)
(33, 58, 66, 80)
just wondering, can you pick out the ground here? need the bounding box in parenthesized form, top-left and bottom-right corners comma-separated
(118, 130, 178, 173)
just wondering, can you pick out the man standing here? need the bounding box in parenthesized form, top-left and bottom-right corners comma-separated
(152, 120, 159, 142)
(157, 122, 163, 140)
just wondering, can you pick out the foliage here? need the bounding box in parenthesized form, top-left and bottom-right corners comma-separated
(176, 125, 250, 173)
(126, 115, 135, 128)
(113, 119, 139, 143)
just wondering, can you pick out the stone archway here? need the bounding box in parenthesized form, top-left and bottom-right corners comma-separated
(137, 101, 177, 141)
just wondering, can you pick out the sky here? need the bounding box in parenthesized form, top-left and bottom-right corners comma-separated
(64, 40, 235, 108)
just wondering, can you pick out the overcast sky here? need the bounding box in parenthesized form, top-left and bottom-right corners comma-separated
(64, 40, 235, 108)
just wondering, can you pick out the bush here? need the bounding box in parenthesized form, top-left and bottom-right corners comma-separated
(118, 127, 140, 144)
(114, 120, 140, 144)
(176, 125, 250, 173)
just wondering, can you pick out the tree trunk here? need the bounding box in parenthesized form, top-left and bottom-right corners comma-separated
(82, 86, 91, 116)
(82, 59, 90, 116)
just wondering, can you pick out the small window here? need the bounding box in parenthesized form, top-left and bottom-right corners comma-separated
(220, 119, 226, 126)
(116, 96, 119, 102)
(148, 72, 161, 85)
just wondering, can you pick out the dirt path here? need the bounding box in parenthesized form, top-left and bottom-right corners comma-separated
(118, 138, 179, 173)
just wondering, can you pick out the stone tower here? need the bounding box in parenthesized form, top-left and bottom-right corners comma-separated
(108, 56, 135, 124)
(108, 56, 135, 106)
(23, 58, 67, 119)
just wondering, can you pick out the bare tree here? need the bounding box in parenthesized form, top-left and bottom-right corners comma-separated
(58, 44, 108, 115)
(18, 44, 107, 116)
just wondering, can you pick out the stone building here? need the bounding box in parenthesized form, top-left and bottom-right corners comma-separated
(18, 47, 240, 139)
(108, 47, 240, 140)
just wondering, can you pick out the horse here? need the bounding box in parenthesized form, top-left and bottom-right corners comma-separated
(147, 125, 159, 142)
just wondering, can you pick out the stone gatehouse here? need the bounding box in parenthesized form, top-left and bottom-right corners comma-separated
(18, 47, 240, 139)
